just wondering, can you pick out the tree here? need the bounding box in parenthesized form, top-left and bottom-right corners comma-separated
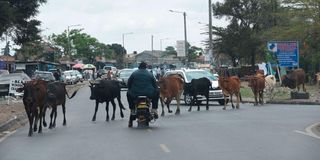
(163, 46, 177, 57)
(0, 0, 46, 43)
(212, 0, 280, 66)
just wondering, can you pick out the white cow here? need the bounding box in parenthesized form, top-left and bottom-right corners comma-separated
(265, 75, 276, 100)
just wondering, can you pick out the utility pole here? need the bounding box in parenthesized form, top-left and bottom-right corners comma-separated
(151, 35, 154, 54)
(209, 0, 213, 56)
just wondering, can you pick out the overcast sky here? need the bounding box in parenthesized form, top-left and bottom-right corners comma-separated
(2, 0, 229, 54)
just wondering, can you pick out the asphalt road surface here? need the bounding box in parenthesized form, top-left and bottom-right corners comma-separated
(0, 86, 319, 160)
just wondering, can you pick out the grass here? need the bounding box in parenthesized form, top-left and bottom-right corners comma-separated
(240, 81, 319, 101)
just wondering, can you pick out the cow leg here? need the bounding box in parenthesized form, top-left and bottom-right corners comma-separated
(43, 105, 47, 127)
(160, 97, 165, 116)
(230, 94, 235, 109)
(33, 108, 38, 132)
(205, 94, 209, 110)
(175, 96, 181, 115)
(116, 95, 125, 118)
(38, 106, 44, 133)
(303, 83, 306, 92)
(49, 108, 55, 129)
(110, 100, 116, 121)
(62, 103, 67, 126)
(105, 102, 110, 121)
(222, 94, 227, 110)
(254, 91, 258, 106)
(236, 93, 240, 109)
(166, 98, 173, 113)
(196, 96, 200, 111)
(26, 111, 33, 137)
(92, 101, 99, 121)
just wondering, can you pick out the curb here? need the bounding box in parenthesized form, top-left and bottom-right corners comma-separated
(241, 99, 320, 105)
(0, 114, 27, 132)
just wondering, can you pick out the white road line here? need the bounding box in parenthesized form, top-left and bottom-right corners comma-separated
(0, 130, 16, 143)
(294, 122, 320, 140)
(160, 144, 171, 153)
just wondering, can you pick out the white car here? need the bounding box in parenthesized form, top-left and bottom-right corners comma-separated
(62, 70, 78, 84)
(163, 69, 226, 105)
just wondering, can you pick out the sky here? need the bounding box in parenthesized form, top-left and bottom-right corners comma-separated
(2, 0, 229, 54)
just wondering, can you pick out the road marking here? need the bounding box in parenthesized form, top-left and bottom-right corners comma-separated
(0, 130, 16, 143)
(294, 122, 320, 140)
(160, 144, 171, 153)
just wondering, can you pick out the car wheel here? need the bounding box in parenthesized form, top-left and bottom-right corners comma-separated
(184, 94, 193, 105)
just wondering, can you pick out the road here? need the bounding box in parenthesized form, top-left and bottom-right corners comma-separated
(0, 86, 319, 160)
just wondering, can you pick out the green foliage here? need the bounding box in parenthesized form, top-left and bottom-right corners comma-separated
(163, 46, 177, 57)
(0, 0, 47, 44)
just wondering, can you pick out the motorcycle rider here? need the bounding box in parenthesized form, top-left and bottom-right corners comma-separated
(126, 61, 159, 127)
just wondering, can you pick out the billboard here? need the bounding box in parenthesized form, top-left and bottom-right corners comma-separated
(176, 40, 186, 57)
(267, 41, 299, 67)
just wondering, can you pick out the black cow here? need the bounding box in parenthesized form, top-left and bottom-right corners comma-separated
(44, 82, 78, 129)
(89, 79, 126, 121)
(185, 77, 212, 112)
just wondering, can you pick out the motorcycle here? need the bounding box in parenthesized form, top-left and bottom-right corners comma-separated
(129, 96, 157, 127)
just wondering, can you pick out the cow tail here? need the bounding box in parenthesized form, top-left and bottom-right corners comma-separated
(66, 90, 78, 99)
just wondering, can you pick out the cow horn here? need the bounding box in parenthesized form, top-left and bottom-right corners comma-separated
(89, 80, 99, 85)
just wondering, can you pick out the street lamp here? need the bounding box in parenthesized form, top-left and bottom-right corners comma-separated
(67, 24, 81, 56)
(122, 32, 133, 54)
(160, 38, 170, 51)
(169, 9, 188, 64)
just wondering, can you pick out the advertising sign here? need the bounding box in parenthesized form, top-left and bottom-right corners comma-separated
(176, 40, 186, 57)
(9, 79, 25, 96)
(267, 41, 299, 67)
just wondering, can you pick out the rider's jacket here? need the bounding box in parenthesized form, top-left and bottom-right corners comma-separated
(127, 69, 158, 98)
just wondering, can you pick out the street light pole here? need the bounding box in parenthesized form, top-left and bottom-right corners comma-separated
(67, 24, 81, 56)
(169, 10, 188, 64)
(122, 32, 133, 54)
(208, 0, 213, 56)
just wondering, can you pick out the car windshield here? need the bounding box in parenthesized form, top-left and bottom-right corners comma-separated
(119, 70, 135, 77)
(34, 72, 54, 80)
(185, 70, 217, 81)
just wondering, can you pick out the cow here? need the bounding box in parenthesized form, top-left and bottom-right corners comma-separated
(248, 75, 265, 106)
(185, 77, 211, 112)
(218, 76, 242, 110)
(281, 69, 306, 92)
(44, 82, 78, 129)
(265, 75, 276, 100)
(158, 75, 184, 116)
(17, 80, 47, 136)
(89, 79, 125, 121)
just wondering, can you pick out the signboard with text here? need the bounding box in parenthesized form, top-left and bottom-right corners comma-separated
(9, 79, 25, 96)
(176, 40, 186, 57)
(267, 41, 299, 67)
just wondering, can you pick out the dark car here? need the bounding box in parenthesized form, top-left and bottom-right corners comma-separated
(32, 71, 55, 82)
(116, 68, 137, 88)
(96, 69, 108, 78)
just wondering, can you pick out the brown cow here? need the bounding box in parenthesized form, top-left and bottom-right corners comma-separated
(248, 75, 265, 106)
(218, 76, 242, 110)
(281, 69, 306, 92)
(17, 80, 47, 136)
(158, 75, 184, 116)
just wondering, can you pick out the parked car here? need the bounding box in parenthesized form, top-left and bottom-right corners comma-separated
(61, 70, 78, 84)
(163, 69, 226, 105)
(0, 73, 31, 97)
(32, 71, 55, 82)
(72, 70, 84, 82)
(116, 68, 137, 88)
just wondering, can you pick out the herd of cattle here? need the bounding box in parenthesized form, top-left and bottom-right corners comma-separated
(16, 68, 307, 136)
